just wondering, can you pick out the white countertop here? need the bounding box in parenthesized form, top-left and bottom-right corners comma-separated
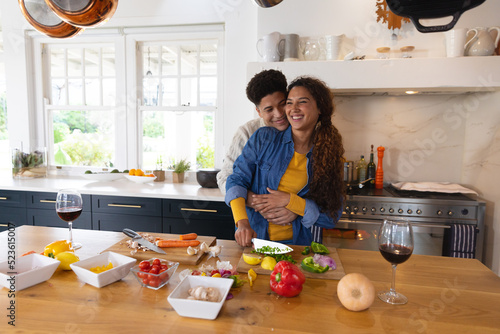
(0, 174, 225, 202)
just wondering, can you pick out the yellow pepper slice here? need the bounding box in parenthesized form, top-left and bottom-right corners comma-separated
(248, 269, 257, 287)
(211, 273, 222, 278)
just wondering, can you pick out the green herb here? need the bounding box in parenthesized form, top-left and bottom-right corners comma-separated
(228, 275, 245, 288)
(251, 248, 296, 264)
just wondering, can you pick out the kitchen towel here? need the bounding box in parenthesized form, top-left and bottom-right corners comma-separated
(392, 182, 478, 195)
(442, 224, 477, 259)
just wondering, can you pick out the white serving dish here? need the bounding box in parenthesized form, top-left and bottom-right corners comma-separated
(167, 275, 233, 320)
(124, 175, 156, 183)
(70, 251, 136, 288)
(0, 254, 60, 291)
(82, 173, 124, 181)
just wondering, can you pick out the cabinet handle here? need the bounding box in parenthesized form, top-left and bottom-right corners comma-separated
(108, 203, 142, 209)
(180, 208, 218, 213)
(0, 223, 8, 227)
(40, 200, 57, 203)
(0, 197, 7, 200)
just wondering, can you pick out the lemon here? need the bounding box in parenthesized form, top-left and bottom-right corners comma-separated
(248, 268, 257, 287)
(55, 251, 80, 270)
(242, 253, 263, 265)
(260, 256, 277, 271)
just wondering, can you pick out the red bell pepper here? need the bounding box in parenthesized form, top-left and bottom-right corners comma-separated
(269, 261, 306, 297)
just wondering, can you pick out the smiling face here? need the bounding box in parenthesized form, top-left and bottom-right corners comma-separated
(256, 91, 288, 131)
(285, 86, 320, 132)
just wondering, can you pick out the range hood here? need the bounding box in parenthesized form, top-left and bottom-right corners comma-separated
(248, 56, 500, 96)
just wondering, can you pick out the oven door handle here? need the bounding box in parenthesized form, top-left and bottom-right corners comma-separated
(337, 218, 450, 229)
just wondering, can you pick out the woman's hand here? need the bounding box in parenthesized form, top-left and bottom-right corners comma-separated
(251, 188, 290, 214)
(235, 219, 257, 247)
(260, 207, 298, 225)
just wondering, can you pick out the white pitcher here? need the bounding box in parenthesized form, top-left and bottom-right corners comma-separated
(465, 27, 500, 56)
(320, 34, 344, 60)
(256, 32, 283, 62)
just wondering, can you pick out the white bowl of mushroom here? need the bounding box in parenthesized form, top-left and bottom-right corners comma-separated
(167, 275, 233, 320)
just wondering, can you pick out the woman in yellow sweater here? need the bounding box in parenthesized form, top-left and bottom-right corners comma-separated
(225, 76, 345, 247)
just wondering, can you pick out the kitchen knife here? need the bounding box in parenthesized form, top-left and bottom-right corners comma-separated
(123, 228, 166, 254)
(252, 238, 293, 254)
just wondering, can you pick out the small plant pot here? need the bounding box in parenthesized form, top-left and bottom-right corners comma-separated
(172, 172, 185, 183)
(153, 170, 165, 182)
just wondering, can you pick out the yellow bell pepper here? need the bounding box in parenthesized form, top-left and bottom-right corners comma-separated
(44, 240, 72, 258)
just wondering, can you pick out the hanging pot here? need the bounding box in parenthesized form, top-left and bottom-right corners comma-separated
(44, 0, 119, 28)
(19, 0, 83, 39)
(386, 0, 486, 33)
(254, 0, 283, 8)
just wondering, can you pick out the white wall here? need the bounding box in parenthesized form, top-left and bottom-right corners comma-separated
(1, 0, 499, 275)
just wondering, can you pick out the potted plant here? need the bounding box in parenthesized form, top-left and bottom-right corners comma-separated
(169, 158, 191, 183)
(153, 155, 165, 182)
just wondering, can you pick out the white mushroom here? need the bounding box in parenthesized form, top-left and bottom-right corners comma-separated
(188, 286, 220, 302)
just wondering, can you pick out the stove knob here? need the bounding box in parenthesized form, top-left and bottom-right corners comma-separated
(371, 207, 376, 213)
(389, 208, 394, 213)
(398, 209, 404, 214)
(345, 206, 350, 212)
(461, 209, 469, 216)
(380, 207, 385, 213)
(437, 210, 443, 216)
(416, 209, 422, 215)
(353, 206, 359, 212)
(447, 211, 453, 216)
(407, 209, 413, 214)
(362, 207, 367, 213)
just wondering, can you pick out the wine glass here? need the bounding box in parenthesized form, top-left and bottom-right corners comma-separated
(378, 219, 414, 305)
(56, 189, 83, 250)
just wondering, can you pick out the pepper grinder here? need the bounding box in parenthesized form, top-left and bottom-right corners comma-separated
(375, 146, 385, 189)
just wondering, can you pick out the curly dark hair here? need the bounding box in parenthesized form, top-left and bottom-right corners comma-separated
(246, 69, 287, 106)
(287, 76, 345, 219)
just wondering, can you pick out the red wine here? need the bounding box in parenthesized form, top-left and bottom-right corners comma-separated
(57, 207, 82, 222)
(379, 244, 412, 264)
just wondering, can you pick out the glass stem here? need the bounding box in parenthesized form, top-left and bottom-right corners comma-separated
(391, 264, 397, 294)
(68, 221, 74, 249)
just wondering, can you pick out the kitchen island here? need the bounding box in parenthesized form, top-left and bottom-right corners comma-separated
(1, 226, 500, 333)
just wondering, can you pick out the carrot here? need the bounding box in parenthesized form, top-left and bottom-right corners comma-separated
(156, 239, 200, 248)
(21, 250, 37, 257)
(179, 233, 198, 241)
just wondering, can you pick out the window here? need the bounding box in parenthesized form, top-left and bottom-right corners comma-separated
(0, 24, 8, 173)
(35, 26, 222, 172)
(138, 40, 219, 170)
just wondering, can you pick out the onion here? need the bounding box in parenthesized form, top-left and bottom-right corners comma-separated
(313, 254, 336, 270)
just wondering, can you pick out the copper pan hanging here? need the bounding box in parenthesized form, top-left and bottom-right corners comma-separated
(19, 0, 83, 39)
(44, 0, 119, 28)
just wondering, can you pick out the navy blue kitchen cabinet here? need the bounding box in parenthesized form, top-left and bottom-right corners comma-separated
(0, 190, 28, 232)
(26, 192, 92, 229)
(163, 199, 234, 240)
(92, 195, 162, 232)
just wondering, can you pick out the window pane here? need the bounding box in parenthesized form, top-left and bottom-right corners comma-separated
(142, 110, 214, 170)
(50, 48, 65, 77)
(51, 79, 67, 105)
(144, 45, 159, 76)
(67, 48, 82, 77)
(68, 79, 83, 105)
(181, 78, 197, 106)
(84, 48, 100, 77)
(102, 78, 115, 106)
(200, 43, 217, 75)
(200, 77, 217, 107)
(85, 79, 100, 105)
(161, 78, 177, 106)
(102, 47, 115, 76)
(161, 46, 178, 75)
(52, 110, 115, 167)
(143, 77, 159, 106)
(0, 37, 8, 172)
(180, 44, 198, 75)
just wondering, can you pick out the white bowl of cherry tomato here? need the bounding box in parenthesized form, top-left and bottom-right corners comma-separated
(130, 258, 179, 290)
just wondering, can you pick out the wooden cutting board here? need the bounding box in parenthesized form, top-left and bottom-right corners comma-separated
(237, 245, 346, 280)
(101, 232, 216, 265)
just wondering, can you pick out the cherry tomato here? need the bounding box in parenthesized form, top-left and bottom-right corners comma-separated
(191, 270, 201, 276)
(152, 258, 161, 266)
(210, 269, 220, 276)
(137, 272, 147, 279)
(149, 266, 160, 275)
(139, 261, 151, 271)
(159, 268, 169, 280)
(160, 264, 169, 270)
(148, 277, 160, 287)
(142, 277, 149, 285)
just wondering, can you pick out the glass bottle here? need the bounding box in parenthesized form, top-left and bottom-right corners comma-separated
(367, 145, 376, 188)
(357, 155, 367, 183)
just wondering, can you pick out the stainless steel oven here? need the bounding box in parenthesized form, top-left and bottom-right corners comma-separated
(324, 186, 485, 261)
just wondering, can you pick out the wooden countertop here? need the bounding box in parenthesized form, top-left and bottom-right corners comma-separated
(1, 226, 500, 333)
